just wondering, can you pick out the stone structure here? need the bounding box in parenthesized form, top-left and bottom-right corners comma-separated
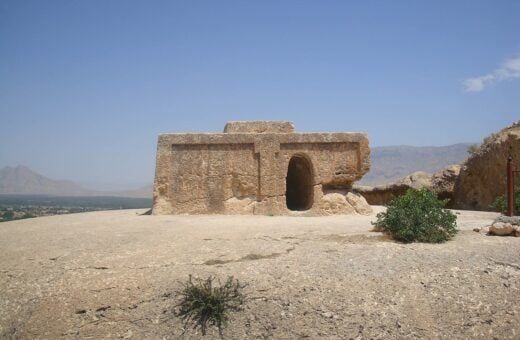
(152, 121, 371, 215)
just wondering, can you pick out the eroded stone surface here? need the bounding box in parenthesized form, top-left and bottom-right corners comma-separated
(489, 222, 515, 236)
(474, 215, 520, 237)
(488, 216, 520, 236)
(345, 192, 373, 215)
(355, 166, 461, 207)
(3, 209, 520, 339)
(318, 193, 357, 215)
(153, 121, 370, 215)
(224, 121, 295, 133)
(453, 122, 520, 210)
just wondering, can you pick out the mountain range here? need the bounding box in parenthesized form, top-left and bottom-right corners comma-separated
(0, 166, 152, 198)
(359, 143, 472, 186)
(0, 143, 472, 196)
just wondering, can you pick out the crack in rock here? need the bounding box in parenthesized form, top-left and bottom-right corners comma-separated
(203, 246, 296, 266)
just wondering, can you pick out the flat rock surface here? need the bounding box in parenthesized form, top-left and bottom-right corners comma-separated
(1, 208, 519, 339)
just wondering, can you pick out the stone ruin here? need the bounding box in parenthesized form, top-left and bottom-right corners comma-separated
(152, 121, 371, 215)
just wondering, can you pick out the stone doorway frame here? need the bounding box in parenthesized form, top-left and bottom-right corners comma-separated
(285, 154, 314, 211)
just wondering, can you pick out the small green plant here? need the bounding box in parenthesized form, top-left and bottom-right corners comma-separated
(467, 144, 479, 155)
(373, 188, 458, 243)
(176, 275, 246, 338)
(491, 186, 520, 214)
(483, 132, 499, 145)
(20, 212, 35, 219)
(2, 211, 14, 221)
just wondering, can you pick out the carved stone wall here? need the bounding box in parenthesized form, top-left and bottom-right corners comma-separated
(153, 121, 371, 215)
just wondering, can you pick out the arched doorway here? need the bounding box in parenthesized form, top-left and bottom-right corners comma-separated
(286, 155, 314, 211)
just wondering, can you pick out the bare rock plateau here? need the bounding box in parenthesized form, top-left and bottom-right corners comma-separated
(1, 209, 519, 339)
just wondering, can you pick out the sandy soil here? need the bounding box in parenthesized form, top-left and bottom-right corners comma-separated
(1, 207, 519, 339)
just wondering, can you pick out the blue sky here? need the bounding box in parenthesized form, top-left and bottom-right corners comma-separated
(1, 1, 519, 189)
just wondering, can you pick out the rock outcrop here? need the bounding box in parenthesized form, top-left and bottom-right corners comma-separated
(354, 171, 431, 205)
(356, 122, 520, 211)
(453, 122, 520, 211)
(354, 166, 461, 206)
(474, 216, 520, 237)
(316, 191, 372, 215)
(431, 165, 461, 201)
(359, 144, 470, 186)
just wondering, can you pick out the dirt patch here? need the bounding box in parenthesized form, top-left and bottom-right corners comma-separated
(204, 247, 296, 266)
(319, 233, 394, 244)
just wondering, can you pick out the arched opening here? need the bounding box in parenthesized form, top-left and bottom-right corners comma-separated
(286, 155, 314, 211)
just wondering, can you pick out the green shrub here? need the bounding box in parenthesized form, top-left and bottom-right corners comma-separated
(176, 275, 245, 338)
(2, 211, 14, 221)
(491, 186, 520, 214)
(467, 144, 479, 155)
(372, 188, 458, 243)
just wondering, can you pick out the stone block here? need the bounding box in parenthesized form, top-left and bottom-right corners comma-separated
(153, 121, 370, 215)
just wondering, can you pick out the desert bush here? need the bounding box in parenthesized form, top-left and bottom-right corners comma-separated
(176, 275, 246, 338)
(483, 132, 499, 145)
(372, 188, 457, 243)
(2, 211, 14, 221)
(466, 144, 479, 155)
(492, 186, 520, 214)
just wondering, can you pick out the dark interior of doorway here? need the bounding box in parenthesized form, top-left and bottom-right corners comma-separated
(286, 155, 314, 211)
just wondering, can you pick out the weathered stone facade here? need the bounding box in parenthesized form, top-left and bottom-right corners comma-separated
(153, 121, 371, 215)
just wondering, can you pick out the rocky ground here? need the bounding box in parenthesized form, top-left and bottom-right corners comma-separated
(1, 208, 519, 339)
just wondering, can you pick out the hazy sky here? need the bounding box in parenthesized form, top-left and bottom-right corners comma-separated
(1, 1, 519, 190)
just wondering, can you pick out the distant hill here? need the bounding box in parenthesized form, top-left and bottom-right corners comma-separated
(359, 143, 472, 186)
(0, 166, 151, 198)
(0, 166, 93, 196)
